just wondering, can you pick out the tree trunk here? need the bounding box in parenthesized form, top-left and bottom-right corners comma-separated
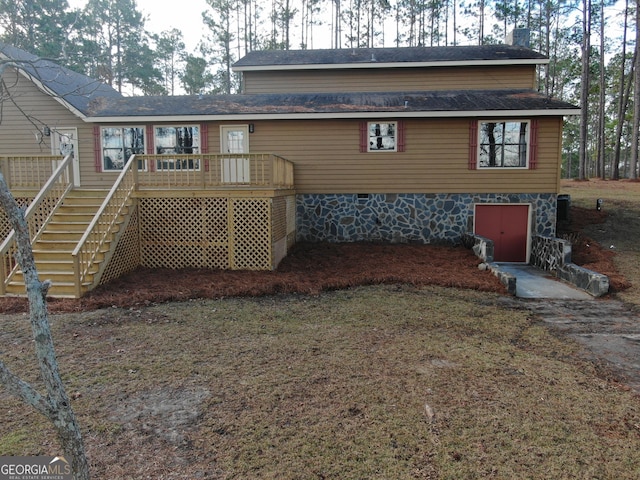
(598, 0, 606, 179)
(613, 0, 631, 180)
(0, 173, 90, 480)
(631, 0, 640, 179)
(578, 0, 591, 180)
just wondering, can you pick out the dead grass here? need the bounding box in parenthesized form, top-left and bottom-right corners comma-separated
(2, 285, 640, 479)
(1, 180, 640, 478)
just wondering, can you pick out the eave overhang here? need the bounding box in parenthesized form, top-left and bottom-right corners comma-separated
(84, 89, 580, 123)
(232, 45, 550, 72)
(12, 66, 88, 119)
(0, 43, 123, 118)
(84, 109, 580, 123)
(233, 58, 549, 73)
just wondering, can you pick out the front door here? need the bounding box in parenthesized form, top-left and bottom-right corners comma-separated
(51, 127, 80, 187)
(220, 125, 250, 183)
(474, 204, 530, 262)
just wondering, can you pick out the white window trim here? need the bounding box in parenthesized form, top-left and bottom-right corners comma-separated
(153, 124, 202, 171)
(101, 126, 146, 172)
(367, 121, 398, 152)
(477, 119, 531, 169)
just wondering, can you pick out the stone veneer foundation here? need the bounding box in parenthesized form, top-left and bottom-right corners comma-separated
(296, 193, 557, 244)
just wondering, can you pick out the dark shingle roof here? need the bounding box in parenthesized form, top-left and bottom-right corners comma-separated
(86, 89, 578, 119)
(0, 43, 122, 116)
(233, 45, 548, 70)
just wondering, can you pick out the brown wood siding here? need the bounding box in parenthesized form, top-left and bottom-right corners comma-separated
(241, 117, 561, 195)
(242, 65, 537, 94)
(0, 69, 105, 187)
(0, 69, 82, 153)
(77, 125, 105, 187)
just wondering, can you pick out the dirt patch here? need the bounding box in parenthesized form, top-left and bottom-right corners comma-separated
(520, 297, 640, 393)
(110, 385, 210, 445)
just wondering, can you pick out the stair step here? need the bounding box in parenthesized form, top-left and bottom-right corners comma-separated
(55, 206, 100, 216)
(46, 222, 90, 232)
(52, 213, 126, 224)
(31, 260, 74, 272)
(11, 270, 96, 285)
(33, 250, 107, 261)
(5, 281, 88, 298)
(3, 188, 115, 299)
(38, 231, 85, 242)
(61, 190, 108, 203)
(33, 240, 80, 251)
(61, 199, 105, 208)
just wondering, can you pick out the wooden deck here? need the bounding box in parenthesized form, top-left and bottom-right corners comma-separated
(0, 154, 296, 298)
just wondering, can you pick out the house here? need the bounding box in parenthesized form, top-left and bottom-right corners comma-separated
(0, 39, 579, 298)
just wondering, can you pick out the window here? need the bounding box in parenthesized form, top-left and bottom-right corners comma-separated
(101, 127, 145, 171)
(478, 121, 529, 168)
(368, 122, 397, 152)
(360, 121, 405, 153)
(154, 125, 201, 170)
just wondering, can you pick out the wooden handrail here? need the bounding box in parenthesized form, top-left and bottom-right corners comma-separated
(72, 155, 137, 297)
(0, 154, 74, 294)
(134, 153, 294, 189)
(0, 155, 66, 189)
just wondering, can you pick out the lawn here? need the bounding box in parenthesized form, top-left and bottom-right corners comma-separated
(1, 179, 640, 478)
(3, 285, 640, 479)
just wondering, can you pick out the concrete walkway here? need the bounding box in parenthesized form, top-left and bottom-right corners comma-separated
(493, 263, 593, 300)
(489, 265, 640, 394)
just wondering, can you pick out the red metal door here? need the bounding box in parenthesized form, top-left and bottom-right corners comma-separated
(475, 204, 529, 262)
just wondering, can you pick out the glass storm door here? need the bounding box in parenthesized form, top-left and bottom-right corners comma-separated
(220, 125, 250, 183)
(51, 127, 80, 186)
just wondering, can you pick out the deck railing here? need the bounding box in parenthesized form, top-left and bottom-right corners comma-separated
(0, 153, 294, 296)
(72, 153, 137, 298)
(133, 153, 294, 190)
(0, 154, 74, 294)
(0, 155, 67, 190)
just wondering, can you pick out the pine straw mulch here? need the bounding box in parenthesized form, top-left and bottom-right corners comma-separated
(0, 205, 627, 314)
(556, 205, 632, 293)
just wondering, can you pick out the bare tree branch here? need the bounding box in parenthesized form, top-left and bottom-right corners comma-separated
(0, 359, 51, 417)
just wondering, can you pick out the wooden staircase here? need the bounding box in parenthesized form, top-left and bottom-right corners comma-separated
(5, 189, 110, 298)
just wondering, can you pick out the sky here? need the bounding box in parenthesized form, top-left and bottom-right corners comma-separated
(66, 0, 344, 53)
(68, 0, 211, 53)
(68, 0, 630, 55)
(135, 0, 211, 52)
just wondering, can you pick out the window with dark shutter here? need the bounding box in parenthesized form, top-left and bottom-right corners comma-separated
(476, 120, 532, 168)
(361, 121, 400, 152)
(100, 126, 145, 171)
